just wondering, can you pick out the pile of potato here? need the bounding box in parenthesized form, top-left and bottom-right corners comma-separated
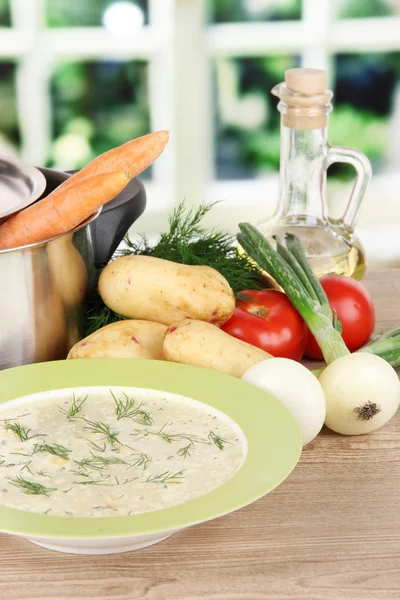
(68, 255, 270, 378)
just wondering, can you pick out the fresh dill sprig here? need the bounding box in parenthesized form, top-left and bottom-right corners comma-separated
(20, 461, 34, 474)
(84, 299, 126, 335)
(4, 422, 41, 442)
(73, 477, 110, 486)
(0, 412, 30, 421)
(113, 476, 137, 486)
(111, 391, 153, 425)
(83, 201, 267, 335)
(177, 441, 194, 459)
(75, 454, 128, 471)
(208, 431, 230, 450)
(82, 419, 121, 446)
(7, 475, 56, 496)
(151, 423, 209, 447)
(37, 470, 53, 479)
(130, 428, 151, 441)
(90, 440, 107, 453)
(70, 470, 91, 478)
(33, 442, 71, 460)
(73, 475, 137, 487)
(146, 470, 184, 484)
(128, 453, 152, 471)
(20, 461, 34, 475)
(154, 423, 174, 443)
(58, 394, 88, 419)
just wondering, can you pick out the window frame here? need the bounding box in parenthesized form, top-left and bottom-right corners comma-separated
(3, 0, 400, 234)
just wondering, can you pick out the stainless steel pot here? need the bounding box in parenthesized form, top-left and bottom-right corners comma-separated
(0, 167, 146, 370)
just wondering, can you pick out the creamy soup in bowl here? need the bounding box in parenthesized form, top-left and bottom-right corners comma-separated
(0, 358, 302, 555)
(0, 386, 246, 518)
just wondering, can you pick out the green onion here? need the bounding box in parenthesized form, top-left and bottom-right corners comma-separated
(358, 328, 400, 368)
(237, 224, 350, 364)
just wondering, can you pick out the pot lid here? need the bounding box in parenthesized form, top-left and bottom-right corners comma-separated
(0, 155, 47, 221)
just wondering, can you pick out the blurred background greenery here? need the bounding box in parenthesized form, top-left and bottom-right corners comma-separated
(0, 0, 399, 184)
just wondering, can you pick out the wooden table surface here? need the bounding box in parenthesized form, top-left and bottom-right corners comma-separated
(1, 269, 400, 600)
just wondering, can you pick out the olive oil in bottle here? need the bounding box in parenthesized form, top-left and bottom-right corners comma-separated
(248, 68, 371, 284)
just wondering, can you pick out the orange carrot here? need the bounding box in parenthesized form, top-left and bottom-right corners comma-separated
(0, 130, 169, 249)
(58, 130, 169, 193)
(0, 171, 129, 249)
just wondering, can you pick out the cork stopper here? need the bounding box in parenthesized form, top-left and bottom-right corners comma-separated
(272, 68, 333, 130)
(285, 68, 327, 95)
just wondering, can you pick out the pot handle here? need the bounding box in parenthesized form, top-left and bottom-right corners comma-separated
(66, 172, 147, 268)
(90, 177, 147, 268)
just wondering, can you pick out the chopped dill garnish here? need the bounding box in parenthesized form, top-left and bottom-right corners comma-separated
(177, 441, 194, 459)
(146, 470, 184, 484)
(73, 477, 109, 486)
(128, 453, 152, 471)
(58, 394, 88, 419)
(70, 469, 91, 477)
(33, 442, 71, 460)
(0, 413, 30, 421)
(208, 431, 230, 450)
(75, 454, 128, 471)
(150, 423, 209, 447)
(130, 428, 151, 441)
(20, 461, 34, 475)
(82, 419, 121, 446)
(37, 471, 53, 479)
(154, 423, 174, 444)
(111, 390, 153, 425)
(7, 475, 56, 496)
(4, 422, 41, 442)
(84, 201, 267, 335)
(90, 440, 107, 453)
(73, 475, 137, 487)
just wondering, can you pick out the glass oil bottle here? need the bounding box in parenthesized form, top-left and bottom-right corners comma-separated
(250, 68, 372, 283)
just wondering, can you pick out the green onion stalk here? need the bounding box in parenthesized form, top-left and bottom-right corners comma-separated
(237, 224, 400, 370)
(359, 328, 400, 369)
(238, 224, 400, 441)
(237, 224, 350, 365)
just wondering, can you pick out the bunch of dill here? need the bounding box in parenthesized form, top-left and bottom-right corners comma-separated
(84, 201, 266, 335)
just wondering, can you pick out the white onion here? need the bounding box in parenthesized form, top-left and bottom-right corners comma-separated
(242, 358, 326, 446)
(319, 353, 400, 435)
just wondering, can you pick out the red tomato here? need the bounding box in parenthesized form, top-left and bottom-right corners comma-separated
(221, 289, 308, 361)
(305, 274, 375, 359)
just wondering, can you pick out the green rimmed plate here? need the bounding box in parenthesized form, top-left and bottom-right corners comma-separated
(0, 359, 302, 554)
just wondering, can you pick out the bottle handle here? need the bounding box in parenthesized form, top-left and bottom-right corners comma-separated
(326, 145, 372, 232)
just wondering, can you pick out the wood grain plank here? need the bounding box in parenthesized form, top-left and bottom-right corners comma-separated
(1, 270, 400, 600)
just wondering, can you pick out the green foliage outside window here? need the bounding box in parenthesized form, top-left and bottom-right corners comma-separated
(45, 0, 148, 27)
(0, 0, 398, 180)
(49, 61, 150, 173)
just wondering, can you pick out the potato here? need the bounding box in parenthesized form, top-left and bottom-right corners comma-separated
(163, 319, 271, 378)
(98, 255, 235, 326)
(67, 319, 167, 360)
